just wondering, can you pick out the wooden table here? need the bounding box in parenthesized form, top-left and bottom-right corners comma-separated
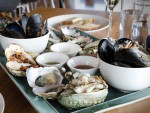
(0, 7, 150, 113)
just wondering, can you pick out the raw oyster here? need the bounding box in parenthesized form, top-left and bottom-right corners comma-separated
(0, 13, 47, 39)
(58, 72, 108, 109)
(5, 44, 37, 76)
(26, 67, 64, 99)
(80, 40, 99, 56)
(61, 27, 92, 48)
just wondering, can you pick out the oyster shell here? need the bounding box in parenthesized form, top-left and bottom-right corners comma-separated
(61, 27, 92, 47)
(5, 44, 37, 76)
(5, 44, 36, 65)
(26, 67, 64, 99)
(80, 40, 99, 55)
(58, 72, 108, 109)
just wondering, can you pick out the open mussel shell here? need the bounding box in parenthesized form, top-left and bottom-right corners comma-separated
(58, 88, 108, 109)
(2, 23, 26, 38)
(114, 38, 134, 49)
(26, 14, 44, 38)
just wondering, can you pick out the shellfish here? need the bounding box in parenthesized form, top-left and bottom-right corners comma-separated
(0, 13, 47, 39)
(98, 38, 150, 67)
(5, 44, 37, 76)
(26, 67, 64, 99)
(58, 72, 108, 109)
(61, 27, 92, 47)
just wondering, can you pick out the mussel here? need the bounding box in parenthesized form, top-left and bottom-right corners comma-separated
(26, 14, 44, 38)
(0, 13, 47, 39)
(2, 23, 26, 38)
(98, 38, 150, 68)
(98, 38, 115, 64)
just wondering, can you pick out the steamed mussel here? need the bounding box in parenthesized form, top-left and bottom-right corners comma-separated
(98, 38, 150, 68)
(0, 13, 47, 38)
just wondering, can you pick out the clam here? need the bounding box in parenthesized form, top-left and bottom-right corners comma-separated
(5, 44, 37, 76)
(58, 72, 108, 109)
(26, 67, 64, 99)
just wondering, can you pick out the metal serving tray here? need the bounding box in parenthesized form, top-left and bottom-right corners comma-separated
(0, 30, 150, 113)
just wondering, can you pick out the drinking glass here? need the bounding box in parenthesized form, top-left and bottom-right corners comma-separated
(104, 0, 120, 38)
(119, 10, 140, 39)
(132, 0, 150, 46)
(134, 0, 150, 15)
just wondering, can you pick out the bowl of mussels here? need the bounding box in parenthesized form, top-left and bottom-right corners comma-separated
(98, 38, 150, 92)
(0, 13, 49, 53)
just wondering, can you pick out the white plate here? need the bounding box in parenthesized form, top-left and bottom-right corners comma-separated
(0, 93, 5, 113)
(47, 14, 109, 33)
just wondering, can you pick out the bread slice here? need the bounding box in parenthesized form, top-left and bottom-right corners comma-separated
(56, 20, 83, 30)
(61, 17, 83, 25)
(76, 23, 101, 31)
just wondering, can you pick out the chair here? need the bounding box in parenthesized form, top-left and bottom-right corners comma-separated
(0, 0, 20, 17)
(43, 0, 64, 8)
(0, 0, 20, 12)
(20, 0, 37, 11)
(59, 0, 107, 11)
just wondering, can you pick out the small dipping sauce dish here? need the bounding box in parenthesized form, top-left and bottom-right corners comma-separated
(36, 52, 69, 68)
(67, 56, 99, 74)
(50, 42, 81, 58)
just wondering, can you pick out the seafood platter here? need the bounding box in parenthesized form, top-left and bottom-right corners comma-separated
(0, 13, 150, 113)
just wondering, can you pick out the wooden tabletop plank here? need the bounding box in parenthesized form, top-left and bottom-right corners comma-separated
(0, 7, 150, 113)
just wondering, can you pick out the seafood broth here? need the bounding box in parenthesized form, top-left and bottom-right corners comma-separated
(45, 62, 60, 65)
(74, 65, 94, 69)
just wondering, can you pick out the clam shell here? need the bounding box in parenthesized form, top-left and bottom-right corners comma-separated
(58, 88, 108, 109)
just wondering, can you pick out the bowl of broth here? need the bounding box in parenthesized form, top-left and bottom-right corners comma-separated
(67, 56, 99, 74)
(36, 52, 69, 68)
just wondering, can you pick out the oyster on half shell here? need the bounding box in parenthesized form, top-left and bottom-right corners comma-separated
(80, 40, 99, 56)
(61, 27, 92, 48)
(26, 67, 64, 99)
(5, 44, 38, 76)
(58, 72, 108, 109)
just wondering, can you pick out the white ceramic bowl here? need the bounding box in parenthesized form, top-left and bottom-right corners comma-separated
(50, 42, 81, 57)
(0, 31, 49, 53)
(47, 14, 109, 34)
(36, 52, 69, 68)
(99, 58, 150, 92)
(67, 56, 99, 75)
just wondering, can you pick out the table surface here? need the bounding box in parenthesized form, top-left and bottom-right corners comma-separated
(0, 7, 150, 113)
